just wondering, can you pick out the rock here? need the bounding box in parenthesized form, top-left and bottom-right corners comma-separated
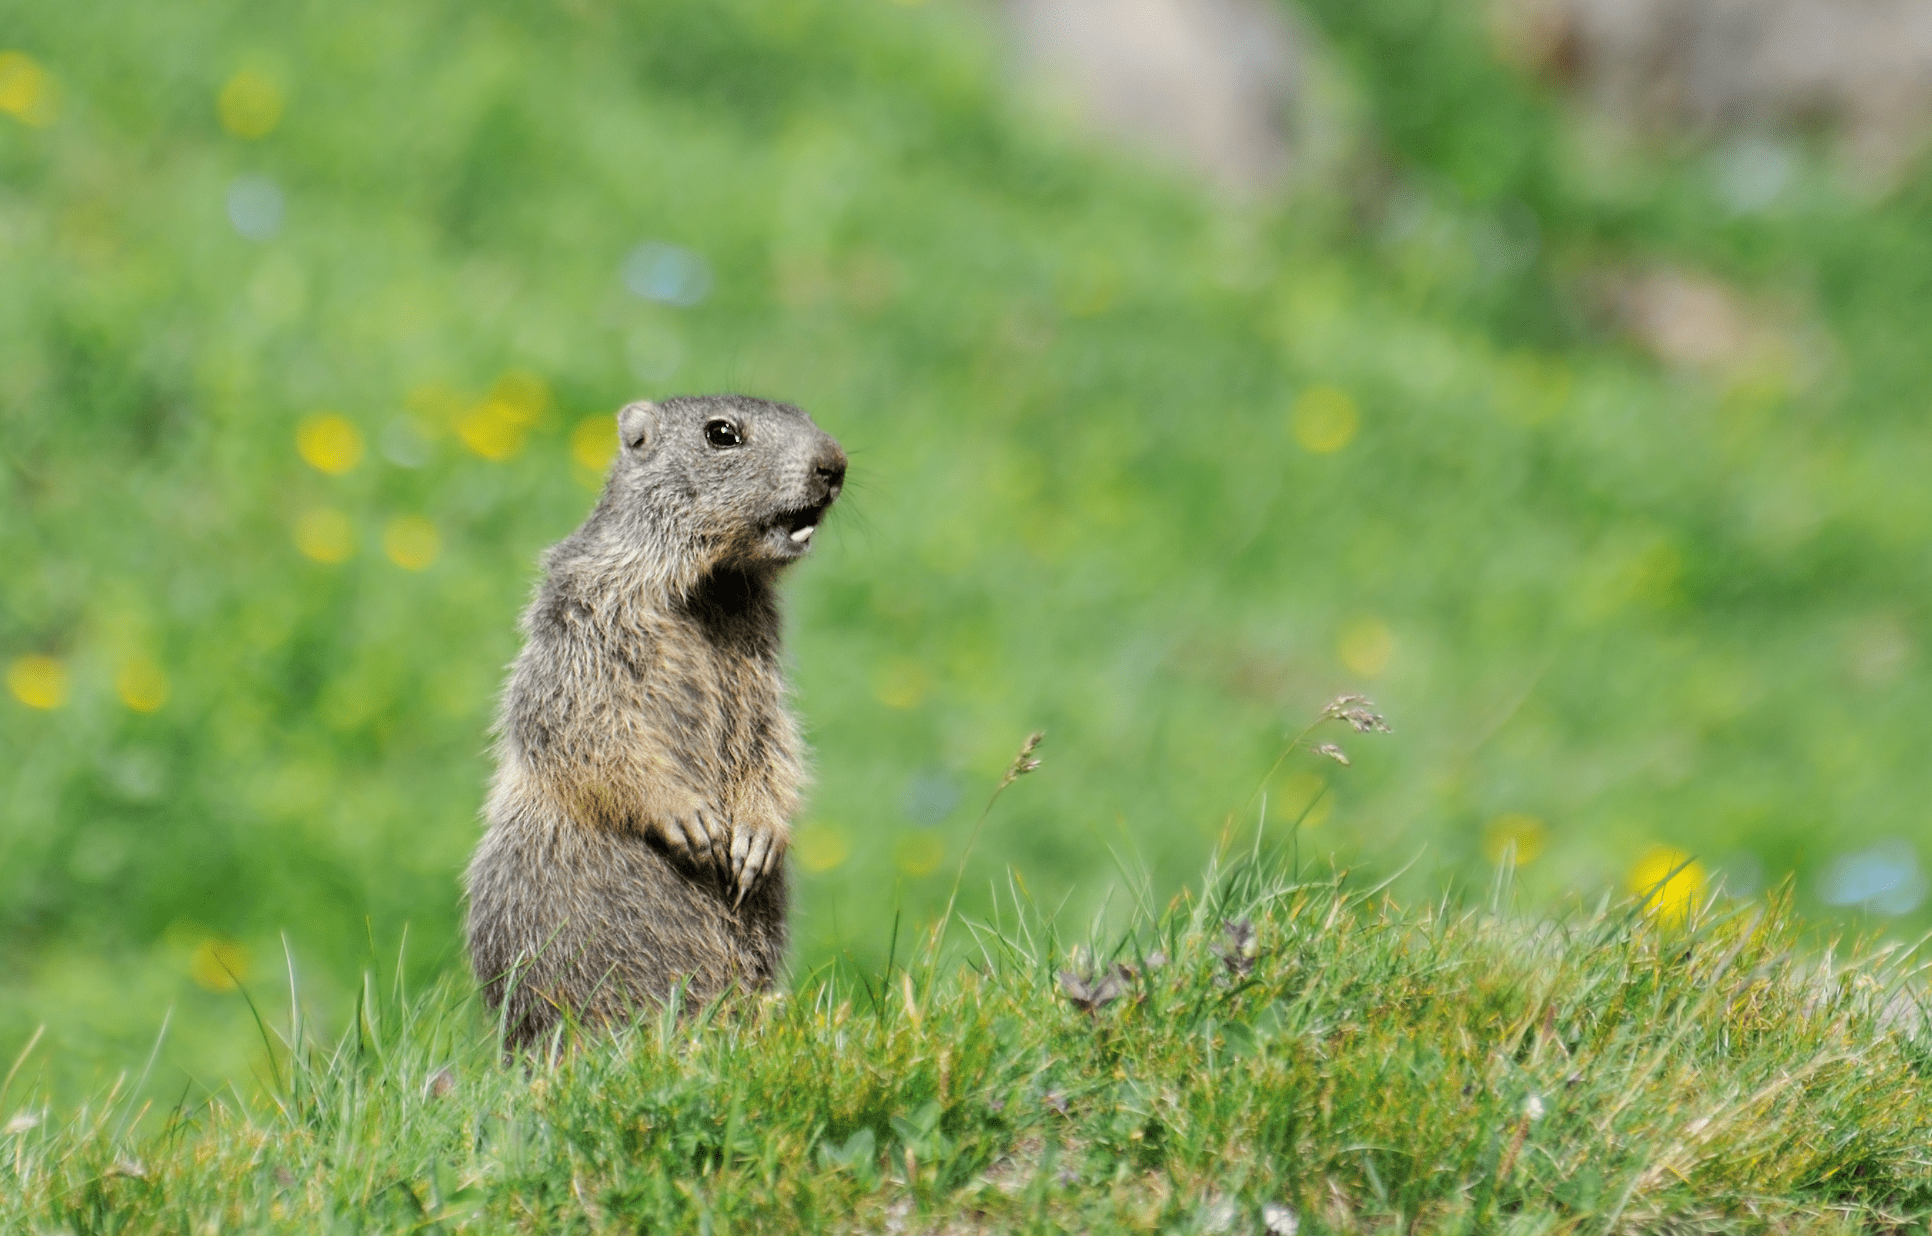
(1495, 0, 1932, 176)
(1002, 0, 1309, 195)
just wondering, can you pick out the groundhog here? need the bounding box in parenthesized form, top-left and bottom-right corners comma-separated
(464, 394, 846, 1049)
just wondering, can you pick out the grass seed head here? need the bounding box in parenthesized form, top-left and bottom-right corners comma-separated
(1322, 694, 1391, 733)
(1313, 742, 1351, 766)
(1000, 731, 1046, 788)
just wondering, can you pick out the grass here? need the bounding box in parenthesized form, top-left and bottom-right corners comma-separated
(8, 842, 1932, 1234)
(8, 0, 1932, 1101)
(14, 0, 1932, 1223)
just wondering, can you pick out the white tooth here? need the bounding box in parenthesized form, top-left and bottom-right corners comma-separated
(790, 525, 815, 543)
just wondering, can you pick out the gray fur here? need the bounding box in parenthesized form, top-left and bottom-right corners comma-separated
(464, 394, 846, 1049)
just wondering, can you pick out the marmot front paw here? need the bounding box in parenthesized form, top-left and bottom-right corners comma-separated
(656, 809, 728, 878)
(729, 825, 785, 906)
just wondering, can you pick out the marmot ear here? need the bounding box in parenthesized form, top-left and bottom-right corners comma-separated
(617, 401, 658, 452)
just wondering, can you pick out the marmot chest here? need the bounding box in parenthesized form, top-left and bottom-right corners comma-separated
(622, 619, 788, 778)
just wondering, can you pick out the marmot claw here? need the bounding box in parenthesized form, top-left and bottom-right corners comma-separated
(729, 829, 781, 907)
(659, 810, 728, 877)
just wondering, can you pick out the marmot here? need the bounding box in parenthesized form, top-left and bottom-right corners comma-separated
(464, 394, 846, 1048)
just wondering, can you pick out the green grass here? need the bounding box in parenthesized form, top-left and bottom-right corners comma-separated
(7, 0, 1932, 1104)
(8, 844, 1932, 1234)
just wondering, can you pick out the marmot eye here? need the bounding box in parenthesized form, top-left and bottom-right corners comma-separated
(704, 419, 743, 448)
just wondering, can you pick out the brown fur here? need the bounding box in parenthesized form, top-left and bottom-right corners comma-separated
(464, 395, 845, 1049)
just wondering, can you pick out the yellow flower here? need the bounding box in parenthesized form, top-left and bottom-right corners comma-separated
(296, 414, 364, 474)
(7, 654, 67, 709)
(456, 405, 522, 460)
(382, 516, 441, 570)
(571, 415, 617, 472)
(871, 658, 931, 710)
(893, 831, 945, 876)
(456, 399, 531, 460)
(1483, 814, 1546, 865)
(1337, 616, 1394, 677)
(217, 69, 283, 139)
(1291, 385, 1359, 453)
(794, 822, 851, 873)
(116, 657, 169, 712)
(294, 508, 355, 563)
(1629, 846, 1706, 925)
(190, 938, 250, 991)
(490, 370, 548, 420)
(0, 51, 58, 128)
(456, 371, 551, 462)
(1273, 770, 1333, 829)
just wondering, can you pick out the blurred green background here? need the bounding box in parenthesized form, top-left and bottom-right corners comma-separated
(5, 0, 1931, 1096)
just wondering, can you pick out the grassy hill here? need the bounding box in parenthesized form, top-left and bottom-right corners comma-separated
(5, 0, 1932, 1106)
(7, 850, 1932, 1233)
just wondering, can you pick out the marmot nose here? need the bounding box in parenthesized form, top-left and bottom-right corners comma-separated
(812, 440, 847, 503)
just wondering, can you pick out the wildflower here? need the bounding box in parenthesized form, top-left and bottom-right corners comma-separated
(1629, 846, 1706, 925)
(1337, 616, 1394, 676)
(1213, 918, 1259, 977)
(116, 657, 169, 712)
(1263, 1202, 1300, 1235)
(294, 508, 355, 563)
(1117, 949, 1168, 979)
(1058, 964, 1130, 1013)
(6, 655, 66, 709)
(296, 413, 365, 475)
(1291, 386, 1358, 454)
(1483, 813, 1547, 865)
(218, 69, 284, 139)
(383, 516, 441, 571)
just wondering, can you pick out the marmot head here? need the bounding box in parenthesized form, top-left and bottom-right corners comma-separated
(595, 394, 847, 581)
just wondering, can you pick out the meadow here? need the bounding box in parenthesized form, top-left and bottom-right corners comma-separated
(4, 0, 1932, 1121)
(9, 849, 1932, 1233)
